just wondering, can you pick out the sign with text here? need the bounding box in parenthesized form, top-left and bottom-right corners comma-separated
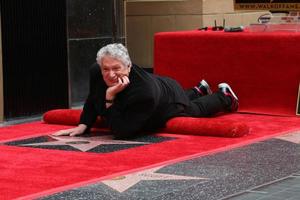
(234, 0, 300, 11)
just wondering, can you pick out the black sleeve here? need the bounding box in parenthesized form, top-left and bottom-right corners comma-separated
(79, 64, 103, 128)
(104, 95, 157, 138)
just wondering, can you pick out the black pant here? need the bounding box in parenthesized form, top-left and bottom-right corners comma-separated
(184, 89, 231, 117)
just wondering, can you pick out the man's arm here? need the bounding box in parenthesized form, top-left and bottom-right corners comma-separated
(53, 64, 102, 136)
(104, 95, 156, 138)
(79, 63, 102, 128)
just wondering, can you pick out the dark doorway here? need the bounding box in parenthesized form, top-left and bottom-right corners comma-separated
(0, 0, 69, 119)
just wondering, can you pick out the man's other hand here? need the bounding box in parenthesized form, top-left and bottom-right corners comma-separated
(52, 124, 87, 136)
(106, 76, 130, 100)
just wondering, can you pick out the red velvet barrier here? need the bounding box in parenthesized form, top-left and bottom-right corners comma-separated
(154, 31, 300, 116)
(42, 109, 249, 137)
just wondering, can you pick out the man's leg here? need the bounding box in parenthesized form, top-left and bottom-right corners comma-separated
(185, 89, 201, 100)
(185, 79, 212, 100)
(186, 83, 239, 117)
(186, 92, 230, 117)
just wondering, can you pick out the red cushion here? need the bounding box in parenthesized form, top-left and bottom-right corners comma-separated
(43, 109, 249, 137)
(42, 109, 105, 127)
(164, 117, 249, 137)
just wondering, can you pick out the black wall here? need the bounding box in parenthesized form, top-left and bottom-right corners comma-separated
(0, 0, 125, 119)
(0, 0, 69, 119)
(68, 0, 125, 106)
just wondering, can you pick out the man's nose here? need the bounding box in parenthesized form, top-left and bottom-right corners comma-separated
(108, 70, 115, 78)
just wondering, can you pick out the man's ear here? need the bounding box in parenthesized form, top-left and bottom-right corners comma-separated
(128, 64, 132, 73)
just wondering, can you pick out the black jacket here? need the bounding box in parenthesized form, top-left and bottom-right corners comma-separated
(80, 63, 189, 138)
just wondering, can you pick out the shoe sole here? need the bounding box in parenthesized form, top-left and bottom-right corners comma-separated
(218, 83, 238, 100)
(201, 80, 213, 95)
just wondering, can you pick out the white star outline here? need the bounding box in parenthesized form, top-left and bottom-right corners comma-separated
(276, 131, 300, 144)
(20, 135, 149, 152)
(102, 165, 209, 193)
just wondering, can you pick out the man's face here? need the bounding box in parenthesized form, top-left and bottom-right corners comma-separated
(99, 56, 131, 87)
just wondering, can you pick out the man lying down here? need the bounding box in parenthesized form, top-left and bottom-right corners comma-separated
(53, 43, 238, 139)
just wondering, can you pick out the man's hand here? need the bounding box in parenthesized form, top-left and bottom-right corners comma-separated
(52, 124, 87, 137)
(106, 76, 130, 100)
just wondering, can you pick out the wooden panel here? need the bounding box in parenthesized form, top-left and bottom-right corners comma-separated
(127, 0, 202, 15)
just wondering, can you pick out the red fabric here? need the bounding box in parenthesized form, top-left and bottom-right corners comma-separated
(164, 116, 249, 137)
(154, 31, 300, 116)
(1, 113, 300, 199)
(43, 109, 249, 137)
(0, 122, 74, 142)
(43, 109, 105, 127)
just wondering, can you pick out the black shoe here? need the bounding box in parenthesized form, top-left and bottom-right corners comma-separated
(194, 79, 212, 96)
(218, 83, 239, 112)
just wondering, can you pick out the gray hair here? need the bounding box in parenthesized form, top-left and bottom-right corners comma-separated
(96, 43, 132, 67)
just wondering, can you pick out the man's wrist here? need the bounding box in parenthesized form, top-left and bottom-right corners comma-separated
(105, 99, 114, 103)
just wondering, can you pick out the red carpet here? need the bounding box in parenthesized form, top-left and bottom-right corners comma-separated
(1, 113, 300, 199)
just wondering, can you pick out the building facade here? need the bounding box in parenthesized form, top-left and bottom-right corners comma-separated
(0, 0, 266, 121)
